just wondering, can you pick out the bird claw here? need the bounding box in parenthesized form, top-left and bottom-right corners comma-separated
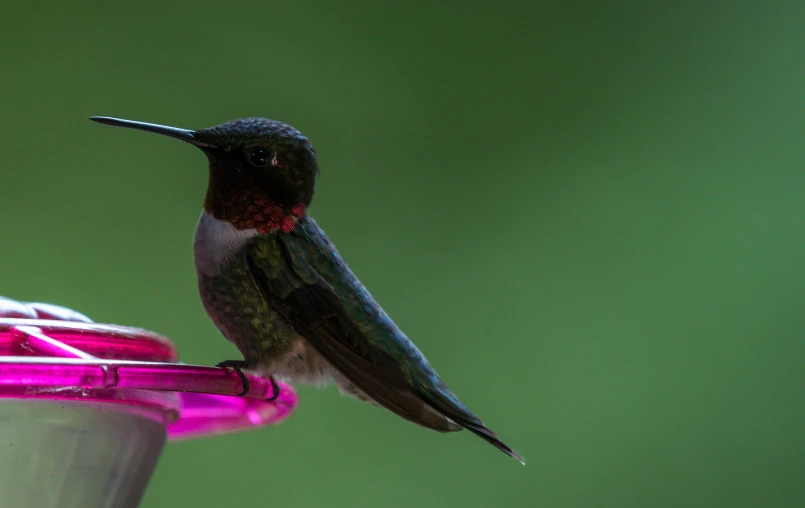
(217, 360, 250, 396)
(216, 360, 281, 401)
(266, 375, 281, 402)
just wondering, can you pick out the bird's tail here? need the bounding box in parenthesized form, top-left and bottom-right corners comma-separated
(460, 420, 525, 464)
(422, 388, 525, 464)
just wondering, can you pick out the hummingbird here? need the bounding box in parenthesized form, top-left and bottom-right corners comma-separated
(90, 115, 523, 463)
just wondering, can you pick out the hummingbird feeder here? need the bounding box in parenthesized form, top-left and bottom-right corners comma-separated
(0, 295, 297, 508)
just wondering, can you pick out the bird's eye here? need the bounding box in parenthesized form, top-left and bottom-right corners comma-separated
(249, 148, 272, 167)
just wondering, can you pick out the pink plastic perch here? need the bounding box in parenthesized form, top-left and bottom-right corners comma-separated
(0, 295, 297, 440)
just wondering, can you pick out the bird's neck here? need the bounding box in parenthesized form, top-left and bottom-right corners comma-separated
(204, 186, 307, 234)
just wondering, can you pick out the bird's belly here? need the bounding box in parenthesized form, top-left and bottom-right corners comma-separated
(197, 262, 337, 385)
(197, 263, 287, 357)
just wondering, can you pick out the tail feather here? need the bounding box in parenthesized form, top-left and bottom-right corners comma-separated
(421, 388, 525, 464)
(461, 421, 525, 464)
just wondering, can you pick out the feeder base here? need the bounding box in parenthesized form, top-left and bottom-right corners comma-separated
(0, 398, 167, 508)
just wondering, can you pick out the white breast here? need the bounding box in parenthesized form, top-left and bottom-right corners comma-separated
(193, 211, 259, 276)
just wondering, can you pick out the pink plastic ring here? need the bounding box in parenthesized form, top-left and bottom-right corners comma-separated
(0, 314, 297, 440)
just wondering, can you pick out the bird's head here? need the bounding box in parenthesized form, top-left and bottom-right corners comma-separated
(91, 116, 318, 233)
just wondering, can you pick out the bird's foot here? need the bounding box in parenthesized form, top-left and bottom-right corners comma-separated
(216, 360, 281, 401)
(217, 360, 250, 396)
(266, 374, 281, 402)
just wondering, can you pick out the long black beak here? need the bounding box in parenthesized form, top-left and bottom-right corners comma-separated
(89, 116, 216, 148)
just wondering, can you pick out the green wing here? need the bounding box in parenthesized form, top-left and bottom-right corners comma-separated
(244, 216, 523, 461)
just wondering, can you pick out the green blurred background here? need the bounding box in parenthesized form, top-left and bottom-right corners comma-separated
(2, 1, 804, 506)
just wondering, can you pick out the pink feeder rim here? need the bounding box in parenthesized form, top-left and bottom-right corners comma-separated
(0, 296, 297, 440)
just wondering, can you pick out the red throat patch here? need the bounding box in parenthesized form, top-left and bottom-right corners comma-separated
(209, 188, 307, 233)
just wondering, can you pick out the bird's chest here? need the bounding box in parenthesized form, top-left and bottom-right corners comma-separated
(193, 212, 296, 360)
